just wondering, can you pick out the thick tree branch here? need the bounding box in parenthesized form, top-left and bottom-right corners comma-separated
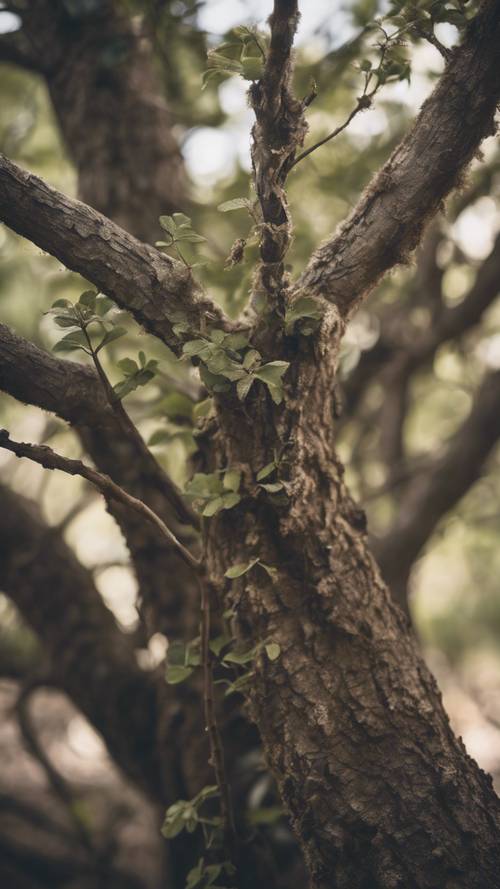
(0, 322, 201, 637)
(373, 368, 500, 608)
(0, 483, 167, 802)
(296, 0, 500, 321)
(0, 154, 229, 352)
(343, 228, 500, 423)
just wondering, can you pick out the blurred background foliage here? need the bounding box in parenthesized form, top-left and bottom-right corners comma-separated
(1, 0, 500, 836)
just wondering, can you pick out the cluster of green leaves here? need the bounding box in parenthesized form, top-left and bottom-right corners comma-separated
(214, 634, 281, 698)
(49, 291, 159, 401)
(162, 785, 220, 838)
(162, 785, 237, 887)
(224, 557, 278, 582)
(387, 0, 471, 32)
(284, 295, 325, 336)
(184, 468, 242, 517)
(185, 857, 236, 889)
(165, 612, 280, 694)
(182, 328, 289, 404)
(157, 213, 207, 267)
(203, 26, 267, 90)
(114, 351, 159, 399)
(165, 638, 201, 685)
(50, 290, 125, 355)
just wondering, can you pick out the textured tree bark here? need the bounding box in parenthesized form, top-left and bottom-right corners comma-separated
(204, 325, 500, 888)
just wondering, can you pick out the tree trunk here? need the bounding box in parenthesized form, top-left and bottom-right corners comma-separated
(206, 324, 500, 888)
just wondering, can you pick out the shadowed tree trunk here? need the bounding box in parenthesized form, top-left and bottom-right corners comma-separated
(2, 0, 500, 887)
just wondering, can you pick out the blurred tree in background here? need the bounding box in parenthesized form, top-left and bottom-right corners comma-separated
(1, 1, 500, 887)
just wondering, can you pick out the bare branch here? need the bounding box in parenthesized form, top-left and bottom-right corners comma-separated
(0, 483, 166, 801)
(296, 0, 500, 321)
(373, 368, 500, 609)
(249, 1, 306, 299)
(0, 429, 199, 571)
(0, 154, 229, 353)
(263, 0, 300, 118)
(290, 96, 371, 170)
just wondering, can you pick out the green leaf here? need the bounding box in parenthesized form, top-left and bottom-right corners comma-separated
(175, 232, 207, 244)
(223, 646, 258, 665)
(159, 215, 176, 235)
(265, 642, 281, 661)
(192, 784, 219, 805)
(173, 212, 191, 227)
(209, 633, 232, 656)
(53, 315, 78, 328)
(285, 296, 324, 333)
(97, 326, 127, 351)
(51, 298, 72, 309)
(224, 671, 254, 696)
(161, 812, 186, 839)
(243, 349, 261, 370)
(224, 558, 259, 579)
(254, 361, 289, 386)
(221, 492, 241, 510)
(117, 357, 138, 376)
(217, 198, 250, 212)
(202, 496, 225, 517)
(224, 331, 249, 351)
(241, 56, 264, 80)
(53, 330, 89, 353)
(95, 295, 114, 316)
(193, 397, 213, 421)
(183, 339, 210, 358)
(148, 429, 171, 447)
(165, 664, 193, 685)
(78, 290, 97, 311)
(256, 461, 276, 481)
(223, 469, 241, 492)
(259, 482, 283, 493)
(237, 375, 254, 401)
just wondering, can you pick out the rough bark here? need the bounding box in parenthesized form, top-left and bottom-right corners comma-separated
(296, 0, 500, 321)
(0, 323, 198, 638)
(206, 329, 500, 888)
(0, 153, 228, 354)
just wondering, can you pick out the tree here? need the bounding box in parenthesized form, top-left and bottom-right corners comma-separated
(1, 1, 500, 888)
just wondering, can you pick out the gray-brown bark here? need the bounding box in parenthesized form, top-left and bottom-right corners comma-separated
(0, 322, 199, 638)
(0, 153, 228, 354)
(2, 1, 500, 887)
(206, 335, 500, 887)
(296, 0, 500, 321)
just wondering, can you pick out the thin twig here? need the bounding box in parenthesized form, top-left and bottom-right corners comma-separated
(290, 96, 372, 170)
(83, 328, 199, 530)
(199, 573, 236, 849)
(0, 429, 199, 571)
(0, 427, 236, 849)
